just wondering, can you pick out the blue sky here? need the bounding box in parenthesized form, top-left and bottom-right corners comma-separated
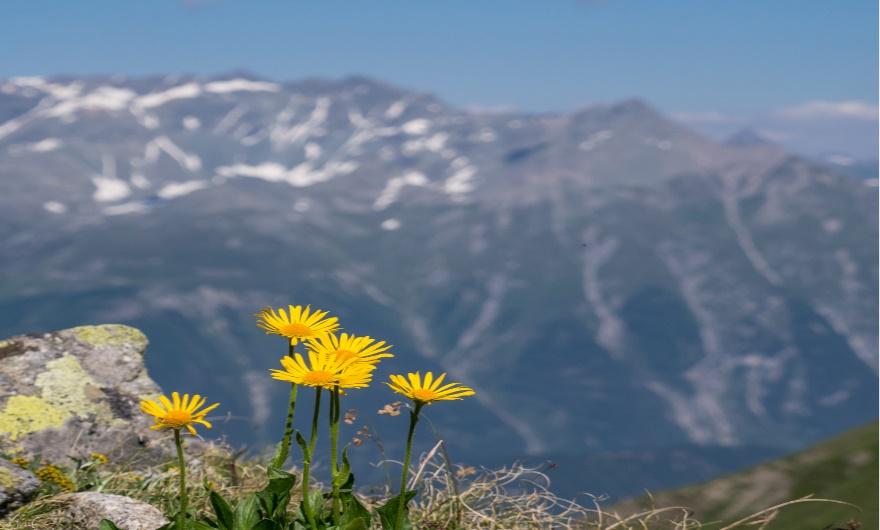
(2, 0, 878, 157)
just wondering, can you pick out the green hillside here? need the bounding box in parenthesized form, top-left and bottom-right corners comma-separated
(617, 422, 878, 529)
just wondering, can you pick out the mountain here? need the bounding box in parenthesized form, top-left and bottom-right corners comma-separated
(616, 421, 878, 530)
(0, 74, 876, 497)
(725, 127, 777, 147)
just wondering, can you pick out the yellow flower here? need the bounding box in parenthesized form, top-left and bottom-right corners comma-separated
(90, 452, 109, 464)
(140, 392, 219, 436)
(307, 332, 393, 366)
(270, 351, 374, 390)
(386, 372, 475, 404)
(10, 456, 29, 469)
(256, 305, 340, 345)
(36, 464, 76, 491)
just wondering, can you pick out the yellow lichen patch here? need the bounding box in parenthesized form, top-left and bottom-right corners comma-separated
(0, 396, 69, 441)
(0, 354, 116, 441)
(72, 324, 146, 349)
(35, 354, 106, 420)
(0, 466, 18, 488)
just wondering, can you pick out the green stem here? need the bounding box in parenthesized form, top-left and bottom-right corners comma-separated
(329, 387, 341, 524)
(174, 429, 188, 528)
(395, 401, 423, 530)
(272, 344, 298, 470)
(302, 387, 322, 530)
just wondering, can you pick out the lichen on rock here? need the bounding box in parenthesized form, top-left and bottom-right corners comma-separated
(0, 324, 168, 464)
(72, 325, 147, 351)
(0, 395, 69, 441)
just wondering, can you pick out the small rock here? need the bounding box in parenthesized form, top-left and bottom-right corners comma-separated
(61, 492, 168, 530)
(0, 459, 39, 516)
(0, 325, 168, 464)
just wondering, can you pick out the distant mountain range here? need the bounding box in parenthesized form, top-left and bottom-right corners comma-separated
(0, 73, 876, 498)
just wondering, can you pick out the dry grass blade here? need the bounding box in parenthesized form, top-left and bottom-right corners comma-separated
(717, 496, 860, 530)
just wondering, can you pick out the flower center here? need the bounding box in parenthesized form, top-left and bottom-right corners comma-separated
(334, 349, 358, 362)
(411, 389, 438, 402)
(280, 323, 314, 338)
(303, 370, 336, 386)
(161, 410, 193, 428)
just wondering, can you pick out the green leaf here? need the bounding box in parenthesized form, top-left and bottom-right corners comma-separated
(187, 521, 216, 530)
(209, 491, 234, 530)
(232, 495, 261, 530)
(98, 520, 123, 530)
(250, 520, 280, 530)
(255, 467, 296, 521)
(376, 491, 417, 530)
(333, 448, 353, 490)
(298, 489, 325, 527)
(338, 520, 367, 530)
(338, 490, 370, 530)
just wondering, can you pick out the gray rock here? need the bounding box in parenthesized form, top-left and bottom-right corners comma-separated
(61, 492, 168, 530)
(0, 325, 168, 465)
(0, 459, 39, 516)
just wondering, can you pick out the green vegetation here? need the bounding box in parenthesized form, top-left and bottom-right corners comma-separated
(3, 435, 868, 529)
(619, 421, 878, 530)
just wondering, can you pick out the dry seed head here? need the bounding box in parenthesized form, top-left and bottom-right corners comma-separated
(378, 401, 402, 416)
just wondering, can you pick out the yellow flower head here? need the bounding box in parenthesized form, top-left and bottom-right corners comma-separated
(140, 392, 220, 436)
(386, 372, 475, 404)
(307, 332, 393, 366)
(270, 351, 374, 390)
(36, 464, 76, 491)
(256, 305, 340, 345)
(90, 452, 109, 465)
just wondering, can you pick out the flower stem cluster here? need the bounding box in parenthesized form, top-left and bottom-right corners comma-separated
(132, 303, 475, 530)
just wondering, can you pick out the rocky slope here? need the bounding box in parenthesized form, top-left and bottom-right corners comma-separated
(617, 421, 878, 530)
(0, 74, 876, 496)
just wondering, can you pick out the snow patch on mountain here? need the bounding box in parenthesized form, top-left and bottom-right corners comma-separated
(402, 119, 430, 135)
(145, 136, 202, 172)
(444, 165, 477, 195)
(136, 83, 201, 109)
(182, 116, 201, 130)
(9, 138, 62, 154)
(381, 218, 401, 231)
(270, 97, 330, 147)
(373, 171, 429, 210)
(204, 79, 280, 94)
(44, 86, 137, 118)
(579, 130, 613, 151)
(402, 132, 448, 155)
(92, 177, 132, 202)
(158, 180, 209, 199)
(385, 100, 407, 119)
(216, 160, 357, 187)
(580, 228, 625, 357)
(43, 201, 67, 214)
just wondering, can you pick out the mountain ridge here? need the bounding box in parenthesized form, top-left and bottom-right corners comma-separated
(0, 73, 876, 497)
